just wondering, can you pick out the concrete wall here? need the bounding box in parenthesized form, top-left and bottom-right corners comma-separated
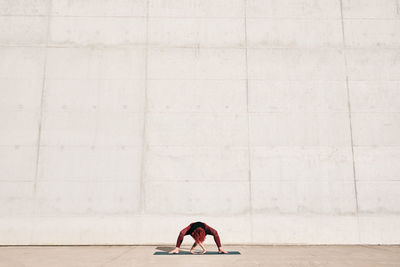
(0, 0, 399, 245)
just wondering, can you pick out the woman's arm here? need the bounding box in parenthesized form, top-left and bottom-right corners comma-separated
(175, 225, 191, 248)
(169, 224, 191, 254)
(207, 226, 222, 248)
(206, 225, 227, 253)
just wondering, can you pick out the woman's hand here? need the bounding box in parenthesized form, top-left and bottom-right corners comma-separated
(168, 247, 180, 254)
(218, 247, 228, 254)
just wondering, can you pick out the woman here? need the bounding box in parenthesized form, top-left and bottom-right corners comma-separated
(169, 221, 227, 254)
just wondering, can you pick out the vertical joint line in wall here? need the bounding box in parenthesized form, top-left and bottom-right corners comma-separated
(244, 0, 253, 243)
(346, 78, 359, 213)
(339, 0, 347, 53)
(244, 0, 251, 203)
(33, 0, 52, 196)
(139, 0, 150, 214)
(345, 76, 361, 242)
(339, 0, 359, 216)
(31, 0, 52, 244)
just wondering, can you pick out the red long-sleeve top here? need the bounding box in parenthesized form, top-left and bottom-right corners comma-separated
(175, 221, 222, 248)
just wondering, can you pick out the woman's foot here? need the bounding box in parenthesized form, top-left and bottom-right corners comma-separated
(168, 247, 180, 254)
(218, 248, 228, 254)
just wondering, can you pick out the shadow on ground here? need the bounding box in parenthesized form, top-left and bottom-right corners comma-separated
(155, 246, 175, 252)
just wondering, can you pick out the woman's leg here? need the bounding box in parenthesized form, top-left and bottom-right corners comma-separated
(198, 242, 207, 254)
(190, 242, 197, 254)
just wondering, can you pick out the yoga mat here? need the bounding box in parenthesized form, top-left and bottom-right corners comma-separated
(154, 251, 241, 255)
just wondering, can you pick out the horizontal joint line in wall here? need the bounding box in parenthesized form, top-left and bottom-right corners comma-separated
(3, 78, 400, 82)
(38, 146, 141, 149)
(4, 15, 398, 20)
(6, 44, 400, 50)
(355, 179, 400, 182)
(146, 179, 247, 182)
(29, 179, 141, 182)
(3, 15, 381, 20)
(0, 144, 400, 150)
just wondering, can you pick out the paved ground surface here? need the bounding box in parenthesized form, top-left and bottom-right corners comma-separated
(0, 245, 399, 267)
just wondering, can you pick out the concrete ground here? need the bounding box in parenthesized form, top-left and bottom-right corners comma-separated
(0, 245, 399, 267)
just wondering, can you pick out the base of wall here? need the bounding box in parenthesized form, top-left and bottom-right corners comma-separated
(1, 214, 399, 245)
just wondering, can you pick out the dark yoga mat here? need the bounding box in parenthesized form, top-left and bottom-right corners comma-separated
(154, 251, 241, 255)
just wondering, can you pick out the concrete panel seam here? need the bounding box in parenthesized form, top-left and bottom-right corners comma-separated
(31, 0, 53, 245)
(345, 78, 359, 212)
(339, 0, 360, 242)
(33, 1, 52, 195)
(0, 44, 364, 50)
(244, 0, 254, 244)
(138, 0, 150, 214)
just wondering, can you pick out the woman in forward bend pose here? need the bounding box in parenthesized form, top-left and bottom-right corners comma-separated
(169, 221, 227, 254)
